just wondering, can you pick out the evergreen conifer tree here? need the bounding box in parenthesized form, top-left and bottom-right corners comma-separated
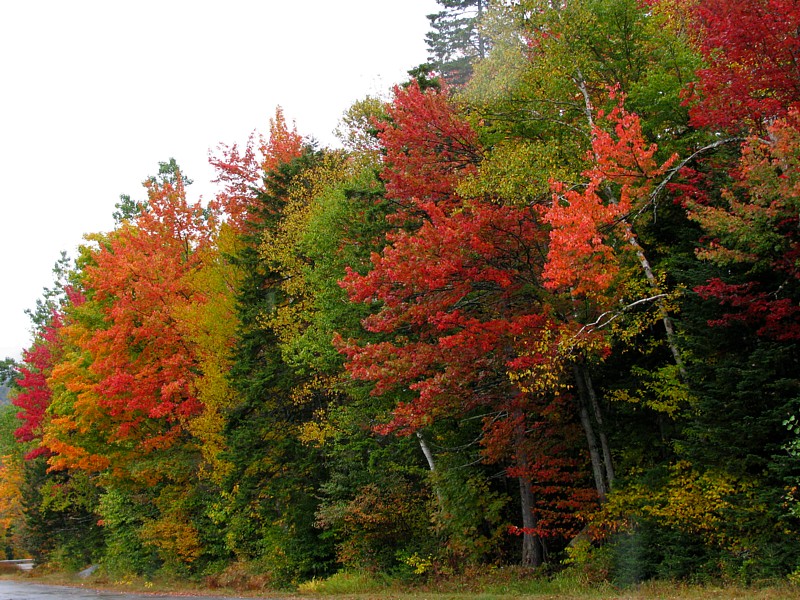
(425, 0, 487, 85)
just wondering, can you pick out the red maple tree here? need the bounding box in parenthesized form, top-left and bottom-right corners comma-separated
(209, 107, 304, 232)
(376, 80, 481, 216)
(337, 196, 597, 563)
(13, 313, 63, 459)
(682, 0, 800, 132)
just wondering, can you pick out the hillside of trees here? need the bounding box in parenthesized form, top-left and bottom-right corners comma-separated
(1, 0, 799, 589)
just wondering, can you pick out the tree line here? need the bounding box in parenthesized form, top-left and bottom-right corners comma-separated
(1, 0, 799, 587)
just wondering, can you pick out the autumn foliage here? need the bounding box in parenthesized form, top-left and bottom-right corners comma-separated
(684, 0, 800, 131)
(376, 81, 482, 212)
(3, 0, 800, 585)
(62, 169, 208, 469)
(13, 314, 63, 458)
(690, 110, 800, 340)
(210, 107, 304, 232)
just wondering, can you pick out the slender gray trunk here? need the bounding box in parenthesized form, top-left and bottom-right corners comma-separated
(416, 430, 437, 473)
(513, 412, 545, 567)
(573, 365, 609, 501)
(417, 430, 444, 510)
(581, 365, 615, 487)
(622, 230, 687, 380)
(477, 0, 486, 59)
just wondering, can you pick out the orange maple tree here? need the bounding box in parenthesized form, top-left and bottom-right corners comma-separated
(45, 165, 213, 480)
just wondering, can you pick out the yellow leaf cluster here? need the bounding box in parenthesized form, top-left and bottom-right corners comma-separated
(646, 462, 743, 536)
(259, 153, 349, 346)
(508, 326, 567, 395)
(139, 516, 202, 565)
(139, 486, 203, 566)
(297, 417, 337, 448)
(609, 364, 692, 417)
(179, 225, 244, 482)
(0, 454, 24, 549)
(459, 137, 581, 206)
(593, 462, 758, 548)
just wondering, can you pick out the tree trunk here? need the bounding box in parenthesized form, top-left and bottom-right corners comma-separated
(513, 412, 545, 567)
(621, 229, 687, 380)
(573, 364, 609, 501)
(416, 430, 437, 473)
(578, 364, 615, 488)
(417, 430, 444, 508)
(518, 475, 545, 567)
(477, 0, 486, 59)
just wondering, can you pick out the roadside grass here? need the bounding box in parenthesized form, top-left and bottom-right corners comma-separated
(3, 564, 800, 599)
(293, 567, 800, 600)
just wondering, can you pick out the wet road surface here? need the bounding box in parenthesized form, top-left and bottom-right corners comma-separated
(0, 581, 265, 599)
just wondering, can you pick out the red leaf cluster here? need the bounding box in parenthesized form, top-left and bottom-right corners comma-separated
(543, 97, 675, 299)
(376, 81, 481, 214)
(685, 0, 800, 132)
(13, 311, 67, 459)
(338, 197, 557, 434)
(209, 107, 304, 231)
(696, 279, 800, 341)
(691, 111, 800, 339)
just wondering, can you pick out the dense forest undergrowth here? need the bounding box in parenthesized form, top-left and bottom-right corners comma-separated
(2, 0, 800, 594)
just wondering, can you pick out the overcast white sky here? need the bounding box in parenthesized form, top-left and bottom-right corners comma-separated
(0, 0, 439, 360)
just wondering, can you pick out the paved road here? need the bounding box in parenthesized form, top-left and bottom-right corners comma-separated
(0, 581, 260, 599)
